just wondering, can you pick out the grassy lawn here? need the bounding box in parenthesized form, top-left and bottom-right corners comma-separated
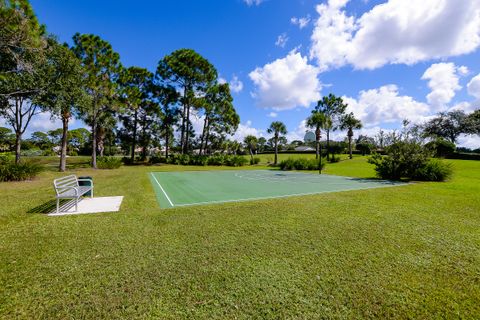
(0, 157, 479, 318)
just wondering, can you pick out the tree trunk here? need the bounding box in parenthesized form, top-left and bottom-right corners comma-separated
(165, 127, 170, 159)
(97, 127, 105, 157)
(274, 134, 278, 165)
(14, 132, 21, 164)
(185, 105, 191, 153)
(200, 117, 208, 156)
(180, 103, 186, 154)
(141, 114, 147, 160)
(59, 117, 69, 172)
(319, 144, 323, 174)
(348, 129, 353, 159)
(205, 122, 211, 155)
(315, 127, 321, 160)
(91, 117, 97, 169)
(131, 108, 138, 162)
(326, 129, 330, 161)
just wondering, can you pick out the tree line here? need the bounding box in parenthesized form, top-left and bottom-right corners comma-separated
(0, 1, 239, 171)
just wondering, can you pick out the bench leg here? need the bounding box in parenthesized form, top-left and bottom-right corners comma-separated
(91, 187, 94, 198)
(56, 199, 59, 214)
(75, 198, 78, 212)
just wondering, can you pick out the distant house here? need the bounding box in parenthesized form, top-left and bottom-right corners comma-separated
(295, 146, 315, 152)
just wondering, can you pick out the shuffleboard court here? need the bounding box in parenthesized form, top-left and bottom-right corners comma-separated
(149, 170, 405, 208)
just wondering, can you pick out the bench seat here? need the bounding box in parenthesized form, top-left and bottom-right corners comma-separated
(53, 175, 94, 213)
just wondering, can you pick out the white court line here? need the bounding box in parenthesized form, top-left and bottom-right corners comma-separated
(150, 173, 174, 207)
(172, 183, 409, 208)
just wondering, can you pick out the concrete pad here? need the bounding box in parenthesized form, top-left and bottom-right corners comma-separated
(48, 196, 124, 216)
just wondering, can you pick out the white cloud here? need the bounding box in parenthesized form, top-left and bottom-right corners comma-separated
(219, 76, 243, 93)
(457, 134, 480, 149)
(218, 77, 227, 85)
(448, 101, 478, 114)
(286, 120, 308, 142)
(243, 0, 264, 6)
(421, 62, 463, 110)
(229, 76, 244, 93)
(29, 112, 74, 134)
(309, 0, 355, 71)
(343, 84, 430, 127)
(249, 50, 322, 110)
(467, 73, 480, 99)
(231, 120, 265, 142)
(267, 112, 278, 118)
(310, 0, 480, 70)
(291, 16, 311, 29)
(275, 33, 289, 48)
(458, 66, 470, 76)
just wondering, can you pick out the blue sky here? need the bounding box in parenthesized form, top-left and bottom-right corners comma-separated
(25, 0, 480, 147)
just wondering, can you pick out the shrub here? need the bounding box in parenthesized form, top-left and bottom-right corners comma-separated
(121, 157, 134, 165)
(20, 149, 43, 157)
(368, 139, 453, 181)
(368, 141, 430, 180)
(149, 156, 166, 164)
(412, 159, 453, 181)
(190, 155, 208, 166)
(250, 157, 260, 165)
(206, 155, 224, 166)
(425, 138, 456, 158)
(0, 160, 44, 182)
(356, 143, 374, 156)
(279, 158, 295, 170)
(328, 156, 341, 163)
(163, 154, 248, 167)
(279, 157, 325, 171)
(225, 155, 248, 167)
(97, 157, 122, 169)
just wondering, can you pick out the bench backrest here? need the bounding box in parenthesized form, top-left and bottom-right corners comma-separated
(53, 175, 79, 195)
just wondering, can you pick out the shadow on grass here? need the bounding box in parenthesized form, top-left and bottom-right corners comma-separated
(347, 177, 405, 185)
(28, 199, 79, 214)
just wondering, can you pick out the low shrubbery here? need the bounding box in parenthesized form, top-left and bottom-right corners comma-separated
(368, 142, 453, 181)
(250, 157, 260, 165)
(279, 157, 325, 171)
(425, 138, 456, 158)
(148, 154, 249, 167)
(367, 122, 454, 182)
(328, 155, 341, 163)
(97, 156, 122, 169)
(0, 155, 44, 182)
(412, 158, 453, 181)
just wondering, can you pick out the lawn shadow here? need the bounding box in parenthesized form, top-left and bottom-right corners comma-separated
(347, 177, 406, 185)
(28, 199, 80, 214)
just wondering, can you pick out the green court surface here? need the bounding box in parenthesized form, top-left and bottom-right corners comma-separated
(150, 170, 406, 208)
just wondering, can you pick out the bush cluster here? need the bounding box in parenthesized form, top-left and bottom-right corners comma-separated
(97, 156, 123, 169)
(425, 138, 456, 158)
(328, 156, 341, 163)
(0, 155, 44, 182)
(368, 141, 453, 181)
(149, 154, 249, 167)
(412, 158, 453, 181)
(279, 158, 325, 171)
(250, 157, 260, 165)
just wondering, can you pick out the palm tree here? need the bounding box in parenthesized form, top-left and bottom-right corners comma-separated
(315, 94, 348, 160)
(243, 135, 258, 162)
(306, 111, 327, 159)
(267, 121, 287, 165)
(340, 112, 362, 159)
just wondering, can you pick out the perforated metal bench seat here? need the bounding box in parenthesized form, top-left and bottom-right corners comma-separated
(53, 175, 94, 213)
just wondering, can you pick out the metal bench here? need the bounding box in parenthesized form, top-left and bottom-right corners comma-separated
(53, 175, 94, 213)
